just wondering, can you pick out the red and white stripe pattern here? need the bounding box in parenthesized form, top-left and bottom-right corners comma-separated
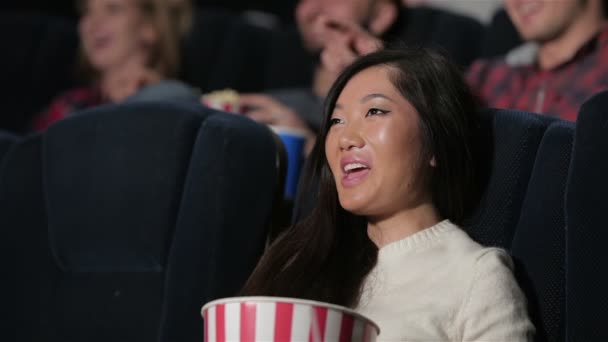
(203, 301, 377, 342)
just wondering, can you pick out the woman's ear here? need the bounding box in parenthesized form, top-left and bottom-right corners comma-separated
(368, 0, 398, 36)
(430, 156, 437, 167)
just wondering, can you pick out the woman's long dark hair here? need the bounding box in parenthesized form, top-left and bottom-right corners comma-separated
(240, 48, 483, 307)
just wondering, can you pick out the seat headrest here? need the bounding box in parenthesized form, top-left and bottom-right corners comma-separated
(42, 102, 208, 271)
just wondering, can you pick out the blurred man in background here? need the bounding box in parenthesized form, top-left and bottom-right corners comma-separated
(467, 0, 608, 120)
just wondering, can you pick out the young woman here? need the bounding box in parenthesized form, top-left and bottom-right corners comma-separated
(241, 48, 534, 341)
(33, 0, 194, 131)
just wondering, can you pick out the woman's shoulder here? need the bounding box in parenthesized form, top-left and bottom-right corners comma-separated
(445, 224, 514, 271)
(452, 241, 534, 340)
(447, 228, 523, 313)
(469, 246, 515, 280)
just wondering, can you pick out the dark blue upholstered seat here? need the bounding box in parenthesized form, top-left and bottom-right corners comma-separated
(0, 102, 281, 341)
(565, 90, 608, 342)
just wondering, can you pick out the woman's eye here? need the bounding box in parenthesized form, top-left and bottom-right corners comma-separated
(329, 118, 343, 126)
(366, 108, 388, 116)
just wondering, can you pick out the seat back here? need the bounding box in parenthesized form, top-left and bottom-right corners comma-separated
(465, 109, 552, 249)
(0, 131, 18, 163)
(0, 102, 280, 341)
(159, 112, 280, 342)
(565, 90, 608, 341)
(180, 9, 314, 94)
(511, 121, 575, 342)
(398, 6, 485, 67)
(2, 102, 206, 340)
(262, 26, 316, 90)
(204, 16, 275, 92)
(179, 8, 240, 93)
(0, 134, 44, 342)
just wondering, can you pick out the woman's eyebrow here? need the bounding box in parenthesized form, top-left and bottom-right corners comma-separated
(361, 93, 395, 103)
(334, 103, 343, 110)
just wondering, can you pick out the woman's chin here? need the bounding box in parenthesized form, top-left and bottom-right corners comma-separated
(339, 198, 372, 217)
(86, 58, 113, 73)
(86, 53, 125, 74)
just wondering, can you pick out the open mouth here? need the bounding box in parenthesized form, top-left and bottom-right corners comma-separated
(343, 162, 369, 174)
(91, 34, 112, 51)
(341, 162, 371, 187)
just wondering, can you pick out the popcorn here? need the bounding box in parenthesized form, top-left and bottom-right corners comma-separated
(202, 89, 243, 113)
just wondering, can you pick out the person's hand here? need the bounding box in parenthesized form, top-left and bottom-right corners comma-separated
(102, 67, 162, 103)
(319, 18, 383, 87)
(239, 94, 309, 129)
(312, 20, 383, 98)
(239, 93, 317, 155)
(319, 20, 383, 75)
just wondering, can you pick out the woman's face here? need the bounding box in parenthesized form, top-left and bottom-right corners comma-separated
(79, 0, 155, 72)
(325, 66, 432, 219)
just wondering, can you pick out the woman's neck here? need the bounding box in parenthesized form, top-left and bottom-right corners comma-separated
(98, 57, 149, 98)
(366, 201, 441, 248)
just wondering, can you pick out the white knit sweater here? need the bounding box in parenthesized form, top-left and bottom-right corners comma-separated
(355, 220, 535, 342)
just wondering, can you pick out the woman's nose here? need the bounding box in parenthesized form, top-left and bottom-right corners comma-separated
(338, 124, 364, 151)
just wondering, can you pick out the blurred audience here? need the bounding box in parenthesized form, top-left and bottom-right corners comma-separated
(234, 0, 398, 153)
(467, 0, 608, 121)
(238, 0, 483, 143)
(33, 0, 195, 131)
(238, 0, 396, 134)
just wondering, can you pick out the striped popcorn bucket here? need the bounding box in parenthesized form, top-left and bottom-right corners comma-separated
(201, 296, 380, 342)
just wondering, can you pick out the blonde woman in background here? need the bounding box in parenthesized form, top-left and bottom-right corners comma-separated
(33, 0, 196, 131)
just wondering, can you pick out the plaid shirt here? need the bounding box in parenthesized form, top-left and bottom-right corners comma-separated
(33, 86, 104, 132)
(467, 25, 608, 121)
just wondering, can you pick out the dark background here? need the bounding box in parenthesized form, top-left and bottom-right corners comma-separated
(0, 0, 299, 22)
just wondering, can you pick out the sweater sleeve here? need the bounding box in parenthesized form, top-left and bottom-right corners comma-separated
(456, 248, 535, 342)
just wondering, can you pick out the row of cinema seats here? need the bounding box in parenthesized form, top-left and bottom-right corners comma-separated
(0, 102, 286, 341)
(293, 90, 608, 342)
(0, 90, 606, 341)
(0, 7, 521, 134)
